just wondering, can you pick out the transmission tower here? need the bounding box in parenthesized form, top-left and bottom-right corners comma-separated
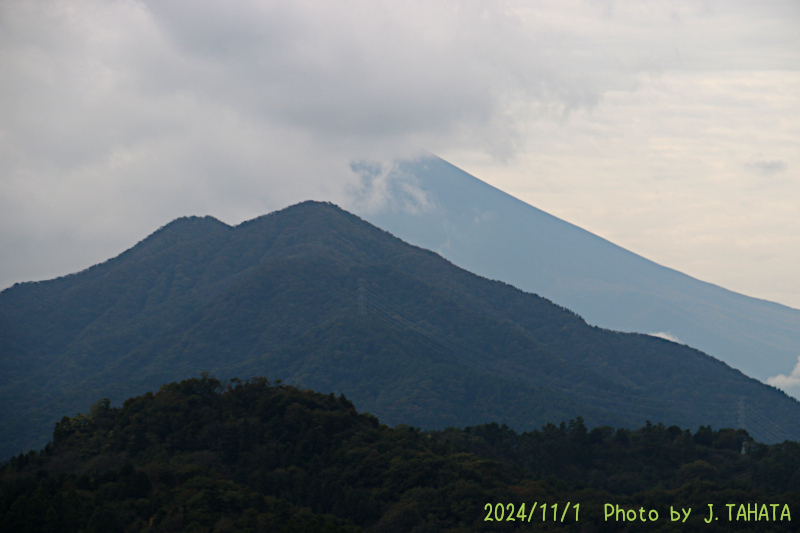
(738, 398, 746, 430)
(358, 278, 367, 316)
(738, 398, 747, 454)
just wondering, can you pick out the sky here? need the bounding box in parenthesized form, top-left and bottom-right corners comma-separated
(1, 0, 799, 310)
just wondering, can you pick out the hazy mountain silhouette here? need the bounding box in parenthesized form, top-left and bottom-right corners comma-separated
(351, 155, 800, 393)
(2, 201, 798, 461)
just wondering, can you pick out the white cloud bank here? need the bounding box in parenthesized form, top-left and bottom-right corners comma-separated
(648, 332, 682, 344)
(767, 356, 800, 398)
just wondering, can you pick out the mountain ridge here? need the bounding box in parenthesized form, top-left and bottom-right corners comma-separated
(1, 200, 798, 461)
(351, 156, 800, 388)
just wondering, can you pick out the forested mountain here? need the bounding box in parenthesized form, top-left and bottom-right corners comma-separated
(1, 376, 798, 532)
(352, 155, 800, 389)
(2, 201, 799, 461)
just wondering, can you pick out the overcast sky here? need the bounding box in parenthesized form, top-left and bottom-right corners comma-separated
(2, 0, 799, 309)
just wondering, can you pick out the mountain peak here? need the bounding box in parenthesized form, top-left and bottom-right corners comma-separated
(352, 154, 800, 391)
(3, 198, 800, 460)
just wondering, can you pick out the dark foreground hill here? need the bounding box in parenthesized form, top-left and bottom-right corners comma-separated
(1, 201, 799, 460)
(1, 376, 798, 532)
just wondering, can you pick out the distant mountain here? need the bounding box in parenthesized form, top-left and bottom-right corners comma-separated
(351, 155, 800, 392)
(1, 201, 799, 461)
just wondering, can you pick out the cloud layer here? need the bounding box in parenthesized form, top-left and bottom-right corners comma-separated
(648, 332, 682, 344)
(1, 0, 799, 307)
(768, 355, 800, 397)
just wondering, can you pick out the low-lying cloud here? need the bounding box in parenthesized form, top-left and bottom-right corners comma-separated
(648, 332, 682, 344)
(349, 160, 436, 216)
(767, 355, 800, 398)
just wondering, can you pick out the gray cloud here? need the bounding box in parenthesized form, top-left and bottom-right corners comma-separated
(0, 0, 634, 288)
(1, 0, 799, 305)
(349, 160, 436, 216)
(745, 159, 788, 176)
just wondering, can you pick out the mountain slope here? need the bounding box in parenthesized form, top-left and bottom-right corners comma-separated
(350, 155, 800, 390)
(1, 201, 799, 460)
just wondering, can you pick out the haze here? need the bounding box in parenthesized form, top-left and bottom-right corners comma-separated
(2, 0, 799, 310)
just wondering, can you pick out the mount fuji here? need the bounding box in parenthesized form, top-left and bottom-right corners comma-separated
(351, 155, 800, 395)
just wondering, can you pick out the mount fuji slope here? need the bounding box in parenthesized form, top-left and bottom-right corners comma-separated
(352, 155, 800, 390)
